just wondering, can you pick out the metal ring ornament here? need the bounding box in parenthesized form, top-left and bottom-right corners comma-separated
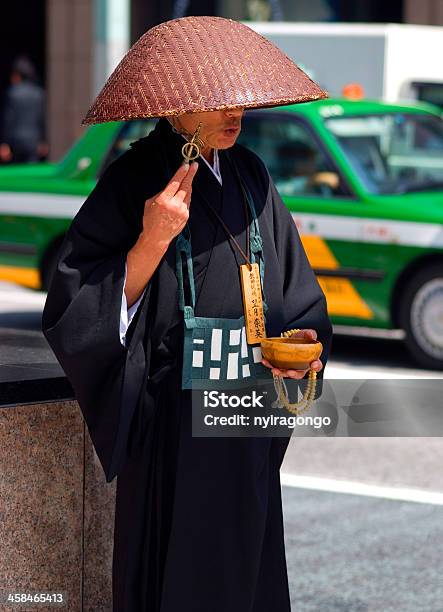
(181, 122, 205, 164)
(181, 139, 201, 162)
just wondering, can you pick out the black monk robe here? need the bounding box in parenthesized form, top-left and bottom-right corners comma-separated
(42, 118, 332, 612)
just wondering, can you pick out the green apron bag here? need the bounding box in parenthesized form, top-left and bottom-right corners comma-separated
(175, 186, 271, 390)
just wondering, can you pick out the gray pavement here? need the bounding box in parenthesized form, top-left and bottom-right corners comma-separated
(283, 486, 443, 612)
(282, 437, 443, 611)
(282, 437, 443, 492)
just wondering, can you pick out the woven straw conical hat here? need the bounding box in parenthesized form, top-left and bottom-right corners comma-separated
(82, 16, 328, 125)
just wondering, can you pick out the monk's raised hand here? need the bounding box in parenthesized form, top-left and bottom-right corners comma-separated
(176, 161, 198, 208)
(141, 161, 199, 247)
(161, 161, 198, 208)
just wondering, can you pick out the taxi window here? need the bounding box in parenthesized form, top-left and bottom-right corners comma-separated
(412, 82, 443, 111)
(326, 113, 443, 194)
(238, 112, 347, 198)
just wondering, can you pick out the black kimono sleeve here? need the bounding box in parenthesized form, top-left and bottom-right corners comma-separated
(42, 160, 155, 483)
(268, 175, 333, 375)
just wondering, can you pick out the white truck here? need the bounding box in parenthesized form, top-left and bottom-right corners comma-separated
(247, 22, 443, 109)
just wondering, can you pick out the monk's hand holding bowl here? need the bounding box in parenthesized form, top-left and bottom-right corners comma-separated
(261, 328, 323, 379)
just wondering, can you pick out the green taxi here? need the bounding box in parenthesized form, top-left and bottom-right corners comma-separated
(0, 98, 442, 369)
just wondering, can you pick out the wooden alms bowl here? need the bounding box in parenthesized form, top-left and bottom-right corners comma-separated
(260, 337, 323, 370)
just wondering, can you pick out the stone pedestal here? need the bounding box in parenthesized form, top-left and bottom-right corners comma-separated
(0, 401, 115, 612)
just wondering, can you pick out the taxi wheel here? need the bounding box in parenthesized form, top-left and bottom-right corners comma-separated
(399, 263, 443, 370)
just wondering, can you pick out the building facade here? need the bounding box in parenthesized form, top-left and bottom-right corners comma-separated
(1, 0, 442, 160)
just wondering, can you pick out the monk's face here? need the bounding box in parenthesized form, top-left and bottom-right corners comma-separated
(170, 108, 244, 152)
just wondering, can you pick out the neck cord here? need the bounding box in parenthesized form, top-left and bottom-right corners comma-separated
(194, 153, 252, 268)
